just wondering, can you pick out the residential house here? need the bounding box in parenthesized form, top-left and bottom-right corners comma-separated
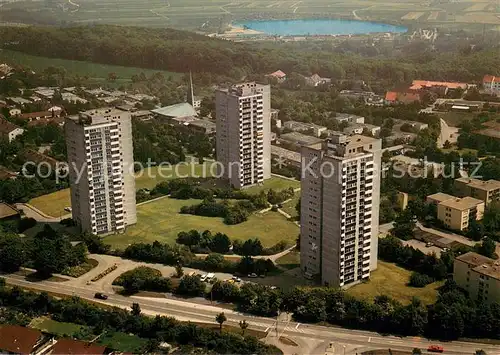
(409, 80, 469, 92)
(48, 106, 63, 116)
(343, 123, 380, 137)
(385, 91, 421, 105)
(283, 120, 327, 137)
(454, 252, 500, 304)
(483, 75, 500, 95)
(27, 116, 65, 128)
(84, 88, 112, 97)
(266, 70, 286, 83)
(304, 73, 331, 87)
(0, 202, 21, 222)
(6, 97, 32, 106)
(127, 93, 156, 102)
(62, 92, 88, 104)
(332, 113, 365, 124)
(454, 177, 500, 205)
(0, 166, 18, 180)
(271, 145, 301, 168)
(21, 149, 62, 170)
(49, 339, 107, 355)
(426, 192, 484, 231)
(8, 108, 21, 116)
(0, 325, 46, 354)
(0, 118, 24, 142)
(270, 108, 280, 121)
(131, 110, 153, 121)
(18, 111, 52, 122)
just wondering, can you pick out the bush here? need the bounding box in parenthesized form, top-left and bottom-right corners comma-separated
(18, 217, 37, 233)
(409, 272, 434, 288)
(114, 267, 172, 294)
(175, 275, 206, 297)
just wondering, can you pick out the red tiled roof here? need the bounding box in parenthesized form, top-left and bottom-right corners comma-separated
(27, 116, 64, 127)
(52, 339, 106, 355)
(483, 75, 498, 83)
(409, 80, 468, 90)
(0, 118, 21, 134)
(18, 111, 52, 120)
(385, 91, 398, 102)
(0, 325, 43, 354)
(267, 70, 286, 78)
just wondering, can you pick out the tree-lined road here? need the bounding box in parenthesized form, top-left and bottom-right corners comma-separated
(2, 273, 499, 355)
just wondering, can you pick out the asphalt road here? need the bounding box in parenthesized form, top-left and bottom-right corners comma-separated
(3, 274, 499, 355)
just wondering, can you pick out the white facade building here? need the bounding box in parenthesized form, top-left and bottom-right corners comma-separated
(216, 82, 271, 189)
(300, 134, 382, 287)
(65, 108, 136, 235)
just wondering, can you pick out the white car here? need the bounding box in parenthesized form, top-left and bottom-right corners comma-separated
(200, 274, 208, 282)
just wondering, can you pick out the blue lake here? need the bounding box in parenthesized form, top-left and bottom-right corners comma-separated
(236, 19, 407, 36)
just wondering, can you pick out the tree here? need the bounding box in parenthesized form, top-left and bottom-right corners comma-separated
(215, 312, 227, 333)
(412, 348, 422, 355)
(131, 303, 141, 317)
(295, 199, 301, 219)
(239, 319, 249, 335)
(475, 237, 496, 258)
(32, 225, 73, 277)
(0, 277, 5, 288)
(390, 209, 416, 241)
(175, 264, 184, 278)
(0, 234, 27, 272)
(466, 219, 485, 241)
(175, 275, 205, 297)
(483, 202, 500, 236)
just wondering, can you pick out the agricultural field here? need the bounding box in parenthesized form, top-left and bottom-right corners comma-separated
(104, 195, 300, 249)
(1, 0, 499, 31)
(346, 261, 444, 305)
(0, 49, 180, 85)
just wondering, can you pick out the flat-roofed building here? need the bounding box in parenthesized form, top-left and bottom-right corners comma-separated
(427, 193, 484, 231)
(455, 177, 500, 205)
(300, 134, 382, 287)
(454, 252, 500, 304)
(65, 108, 136, 235)
(271, 145, 301, 168)
(283, 120, 327, 137)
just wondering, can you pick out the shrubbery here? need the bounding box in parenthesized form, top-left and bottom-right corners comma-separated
(408, 272, 434, 288)
(113, 266, 173, 294)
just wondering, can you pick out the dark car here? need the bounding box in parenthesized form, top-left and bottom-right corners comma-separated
(94, 292, 108, 300)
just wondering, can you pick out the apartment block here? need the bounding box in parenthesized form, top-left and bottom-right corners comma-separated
(454, 252, 500, 304)
(455, 177, 500, 205)
(300, 134, 382, 287)
(216, 82, 271, 189)
(426, 192, 484, 231)
(65, 108, 136, 235)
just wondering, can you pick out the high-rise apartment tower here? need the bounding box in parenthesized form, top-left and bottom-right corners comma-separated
(65, 108, 136, 235)
(215, 82, 271, 189)
(300, 134, 381, 287)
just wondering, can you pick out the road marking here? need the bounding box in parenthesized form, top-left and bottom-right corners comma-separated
(368, 337, 371, 342)
(265, 327, 270, 332)
(295, 323, 300, 329)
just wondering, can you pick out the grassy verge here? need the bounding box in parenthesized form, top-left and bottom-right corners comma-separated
(105, 196, 299, 249)
(244, 176, 299, 194)
(61, 259, 99, 278)
(275, 251, 300, 270)
(29, 189, 71, 219)
(346, 261, 443, 305)
(191, 322, 267, 339)
(97, 331, 148, 353)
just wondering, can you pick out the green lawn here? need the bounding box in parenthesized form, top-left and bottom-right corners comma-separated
(28, 164, 211, 217)
(275, 251, 300, 270)
(346, 261, 443, 305)
(30, 317, 90, 338)
(0, 49, 181, 84)
(281, 193, 300, 219)
(244, 176, 299, 194)
(29, 189, 72, 218)
(104, 196, 299, 249)
(28, 167, 298, 218)
(98, 331, 148, 353)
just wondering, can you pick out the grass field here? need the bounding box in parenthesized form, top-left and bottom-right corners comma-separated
(0, 49, 180, 84)
(346, 261, 443, 305)
(281, 193, 300, 219)
(275, 250, 300, 270)
(97, 331, 148, 353)
(30, 317, 90, 338)
(104, 196, 299, 249)
(28, 167, 298, 218)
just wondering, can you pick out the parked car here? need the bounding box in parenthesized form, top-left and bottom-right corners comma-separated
(232, 276, 242, 283)
(94, 293, 108, 300)
(248, 273, 258, 278)
(428, 345, 444, 353)
(200, 274, 208, 282)
(426, 242, 434, 247)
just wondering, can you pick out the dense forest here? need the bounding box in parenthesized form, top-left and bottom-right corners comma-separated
(0, 25, 499, 85)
